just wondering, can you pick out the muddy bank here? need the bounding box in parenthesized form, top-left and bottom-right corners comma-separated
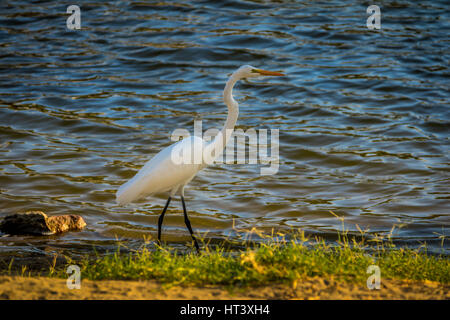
(0, 276, 448, 300)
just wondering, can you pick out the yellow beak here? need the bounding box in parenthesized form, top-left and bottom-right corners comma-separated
(253, 68, 285, 76)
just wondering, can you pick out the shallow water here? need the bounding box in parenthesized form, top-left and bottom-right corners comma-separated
(0, 0, 449, 258)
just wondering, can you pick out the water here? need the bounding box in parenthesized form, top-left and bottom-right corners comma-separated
(0, 0, 449, 260)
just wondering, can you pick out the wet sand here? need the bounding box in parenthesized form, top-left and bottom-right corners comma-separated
(0, 276, 448, 300)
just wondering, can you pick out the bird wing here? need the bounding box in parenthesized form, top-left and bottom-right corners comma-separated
(116, 136, 205, 205)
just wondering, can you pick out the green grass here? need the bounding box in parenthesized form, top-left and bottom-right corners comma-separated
(49, 214, 449, 286)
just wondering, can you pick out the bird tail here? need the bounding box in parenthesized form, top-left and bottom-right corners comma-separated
(115, 178, 144, 206)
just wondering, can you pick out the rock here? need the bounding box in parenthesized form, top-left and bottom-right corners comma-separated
(0, 211, 86, 236)
(47, 215, 86, 233)
(0, 211, 51, 235)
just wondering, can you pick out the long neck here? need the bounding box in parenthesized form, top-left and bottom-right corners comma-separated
(204, 73, 240, 164)
(221, 73, 240, 145)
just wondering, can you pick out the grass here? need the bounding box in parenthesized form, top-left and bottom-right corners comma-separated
(47, 212, 449, 286)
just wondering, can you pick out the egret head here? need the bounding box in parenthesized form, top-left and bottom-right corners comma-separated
(234, 65, 285, 79)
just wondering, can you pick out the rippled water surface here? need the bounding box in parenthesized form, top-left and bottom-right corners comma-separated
(0, 0, 449, 258)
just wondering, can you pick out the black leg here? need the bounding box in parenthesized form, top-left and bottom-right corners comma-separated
(181, 196, 200, 253)
(157, 197, 171, 245)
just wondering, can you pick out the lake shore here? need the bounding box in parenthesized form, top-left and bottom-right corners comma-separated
(0, 275, 448, 300)
(2, 229, 448, 300)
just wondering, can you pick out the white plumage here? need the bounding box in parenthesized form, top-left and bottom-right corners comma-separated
(115, 65, 284, 250)
(116, 136, 204, 205)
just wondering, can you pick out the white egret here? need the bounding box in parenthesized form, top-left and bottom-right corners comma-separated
(116, 65, 285, 251)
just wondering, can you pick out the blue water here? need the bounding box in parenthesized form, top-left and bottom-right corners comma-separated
(0, 0, 448, 259)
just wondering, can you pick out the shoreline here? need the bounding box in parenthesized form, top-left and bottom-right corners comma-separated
(0, 275, 448, 300)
